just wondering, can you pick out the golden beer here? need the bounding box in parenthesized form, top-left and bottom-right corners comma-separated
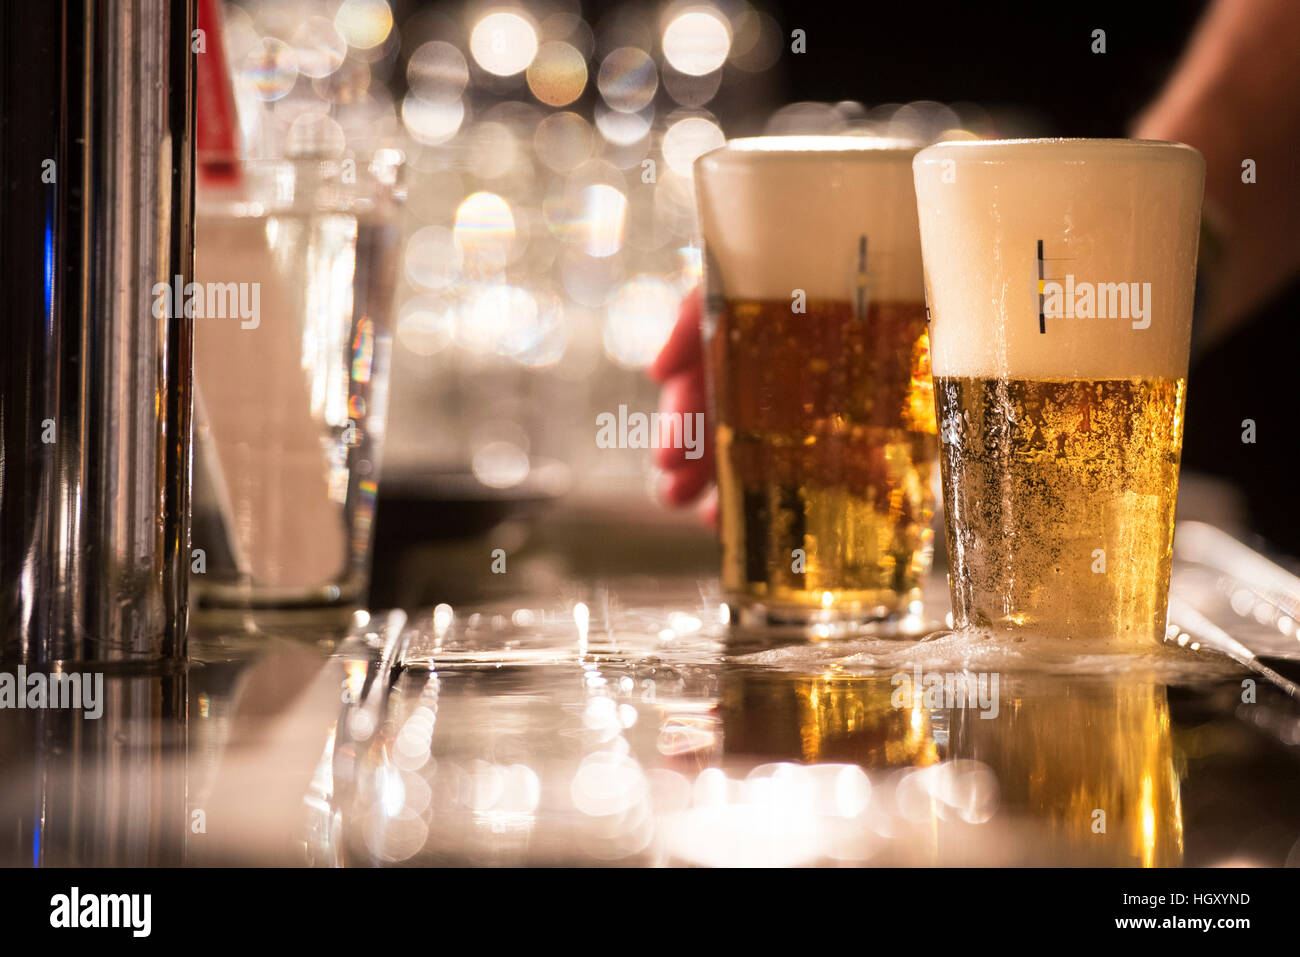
(695, 136, 934, 628)
(913, 139, 1205, 648)
(712, 298, 936, 615)
(935, 376, 1185, 645)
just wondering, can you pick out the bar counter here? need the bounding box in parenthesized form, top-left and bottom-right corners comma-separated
(3, 482, 1299, 868)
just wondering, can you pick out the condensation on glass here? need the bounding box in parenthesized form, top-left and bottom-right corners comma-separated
(913, 139, 1205, 648)
(694, 137, 937, 634)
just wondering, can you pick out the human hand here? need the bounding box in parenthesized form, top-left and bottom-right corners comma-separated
(647, 288, 717, 525)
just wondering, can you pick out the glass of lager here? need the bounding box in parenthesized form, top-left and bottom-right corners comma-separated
(694, 137, 937, 632)
(912, 139, 1205, 648)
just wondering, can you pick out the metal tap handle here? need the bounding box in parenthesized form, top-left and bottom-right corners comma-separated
(0, 1, 196, 665)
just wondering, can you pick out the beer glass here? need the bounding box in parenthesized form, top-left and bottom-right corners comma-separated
(912, 139, 1205, 648)
(695, 137, 937, 631)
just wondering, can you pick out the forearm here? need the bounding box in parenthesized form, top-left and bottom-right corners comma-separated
(1132, 0, 1300, 344)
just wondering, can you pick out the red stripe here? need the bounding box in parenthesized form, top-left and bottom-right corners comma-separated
(196, 0, 242, 185)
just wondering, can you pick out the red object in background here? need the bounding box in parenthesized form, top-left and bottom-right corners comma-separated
(196, 0, 241, 185)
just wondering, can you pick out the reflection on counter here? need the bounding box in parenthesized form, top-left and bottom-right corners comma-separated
(1, 584, 1298, 867)
(724, 672, 943, 767)
(316, 594, 1294, 867)
(0, 673, 187, 867)
(950, 679, 1183, 867)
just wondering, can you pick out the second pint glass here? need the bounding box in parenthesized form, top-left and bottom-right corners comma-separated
(912, 139, 1205, 648)
(695, 137, 937, 630)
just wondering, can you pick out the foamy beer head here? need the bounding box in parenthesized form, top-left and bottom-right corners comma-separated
(912, 139, 1205, 379)
(695, 136, 924, 303)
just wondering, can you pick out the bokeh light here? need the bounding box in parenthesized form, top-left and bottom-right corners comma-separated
(662, 10, 731, 77)
(242, 37, 298, 102)
(577, 184, 628, 258)
(460, 285, 540, 356)
(290, 17, 347, 79)
(334, 0, 394, 51)
(764, 101, 848, 135)
(596, 47, 658, 113)
(472, 439, 532, 488)
(661, 115, 725, 174)
(886, 100, 962, 142)
(407, 41, 470, 103)
(526, 41, 588, 107)
(534, 112, 595, 172)
(401, 92, 465, 145)
(454, 192, 517, 275)
(603, 276, 678, 368)
(470, 11, 540, 77)
(595, 103, 653, 146)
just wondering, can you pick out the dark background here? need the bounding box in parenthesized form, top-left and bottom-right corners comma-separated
(724, 0, 1207, 133)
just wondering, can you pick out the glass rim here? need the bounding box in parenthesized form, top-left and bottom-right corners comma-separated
(915, 137, 1202, 163)
(702, 134, 923, 160)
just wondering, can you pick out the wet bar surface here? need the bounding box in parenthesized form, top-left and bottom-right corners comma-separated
(3, 561, 1298, 868)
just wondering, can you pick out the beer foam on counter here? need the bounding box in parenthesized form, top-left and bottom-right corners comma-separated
(730, 627, 1244, 683)
(913, 139, 1204, 380)
(694, 137, 925, 304)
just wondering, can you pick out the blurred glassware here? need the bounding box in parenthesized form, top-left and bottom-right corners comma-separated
(192, 153, 404, 612)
